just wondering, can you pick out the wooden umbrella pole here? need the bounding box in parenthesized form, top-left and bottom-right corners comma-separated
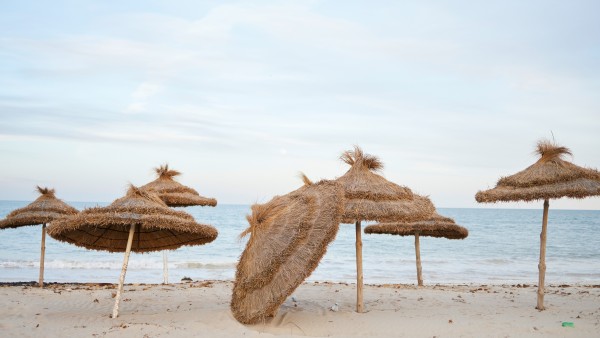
(536, 199, 549, 310)
(163, 252, 169, 284)
(415, 233, 423, 287)
(39, 223, 46, 288)
(112, 224, 136, 318)
(355, 220, 364, 313)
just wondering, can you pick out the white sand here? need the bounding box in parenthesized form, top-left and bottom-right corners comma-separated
(1, 281, 599, 337)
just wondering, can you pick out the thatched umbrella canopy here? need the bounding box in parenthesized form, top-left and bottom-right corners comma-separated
(475, 139, 600, 310)
(365, 212, 468, 286)
(141, 164, 218, 284)
(336, 147, 434, 223)
(335, 146, 435, 312)
(0, 187, 78, 229)
(140, 164, 217, 207)
(47, 185, 218, 318)
(231, 178, 344, 324)
(0, 186, 78, 287)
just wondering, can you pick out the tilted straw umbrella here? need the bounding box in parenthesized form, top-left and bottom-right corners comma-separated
(0, 187, 78, 287)
(141, 164, 217, 284)
(364, 212, 468, 286)
(47, 185, 218, 318)
(475, 139, 600, 310)
(335, 146, 435, 312)
(231, 178, 344, 324)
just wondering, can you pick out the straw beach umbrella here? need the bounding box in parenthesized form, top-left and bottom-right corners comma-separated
(141, 164, 217, 283)
(231, 178, 344, 324)
(364, 212, 468, 286)
(335, 146, 435, 312)
(0, 186, 78, 287)
(140, 164, 217, 207)
(475, 139, 600, 310)
(47, 185, 218, 318)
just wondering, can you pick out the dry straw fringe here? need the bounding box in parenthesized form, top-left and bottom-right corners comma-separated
(231, 179, 344, 324)
(476, 139, 600, 202)
(0, 187, 78, 229)
(47, 185, 217, 253)
(140, 164, 217, 207)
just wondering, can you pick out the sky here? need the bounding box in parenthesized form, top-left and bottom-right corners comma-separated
(0, 0, 599, 209)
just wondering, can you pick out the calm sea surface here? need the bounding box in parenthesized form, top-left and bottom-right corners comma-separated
(1, 201, 599, 285)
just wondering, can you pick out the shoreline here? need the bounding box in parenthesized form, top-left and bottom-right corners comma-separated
(2, 200, 600, 211)
(3, 280, 600, 287)
(2, 280, 599, 337)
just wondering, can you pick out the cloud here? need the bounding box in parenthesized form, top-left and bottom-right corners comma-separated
(1, 1, 599, 208)
(125, 102, 146, 114)
(125, 82, 162, 114)
(131, 82, 162, 100)
(1, 3, 456, 82)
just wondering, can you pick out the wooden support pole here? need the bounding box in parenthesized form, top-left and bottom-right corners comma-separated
(536, 199, 549, 310)
(112, 224, 136, 318)
(415, 233, 423, 287)
(163, 252, 169, 284)
(39, 223, 46, 288)
(355, 220, 364, 313)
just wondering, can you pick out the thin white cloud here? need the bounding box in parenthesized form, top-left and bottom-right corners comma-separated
(125, 102, 146, 114)
(0, 1, 598, 208)
(125, 82, 163, 114)
(131, 82, 162, 100)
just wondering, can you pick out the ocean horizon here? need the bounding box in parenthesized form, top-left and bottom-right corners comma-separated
(1, 201, 599, 285)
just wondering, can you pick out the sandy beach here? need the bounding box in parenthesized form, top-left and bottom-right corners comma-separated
(2, 280, 598, 337)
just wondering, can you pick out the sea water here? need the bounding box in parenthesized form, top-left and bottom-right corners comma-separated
(0, 201, 599, 285)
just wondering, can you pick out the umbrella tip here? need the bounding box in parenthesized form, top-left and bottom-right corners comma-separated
(36, 186, 55, 197)
(340, 145, 361, 166)
(340, 145, 384, 171)
(535, 139, 572, 162)
(155, 164, 181, 178)
(126, 184, 167, 206)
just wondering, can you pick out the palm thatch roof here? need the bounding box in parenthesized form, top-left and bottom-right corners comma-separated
(140, 164, 217, 207)
(47, 185, 217, 253)
(231, 179, 344, 324)
(0, 187, 78, 229)
(476, 140, 600, 202)
(364, 212, 469, 239)
(335, 146, 435, 223)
